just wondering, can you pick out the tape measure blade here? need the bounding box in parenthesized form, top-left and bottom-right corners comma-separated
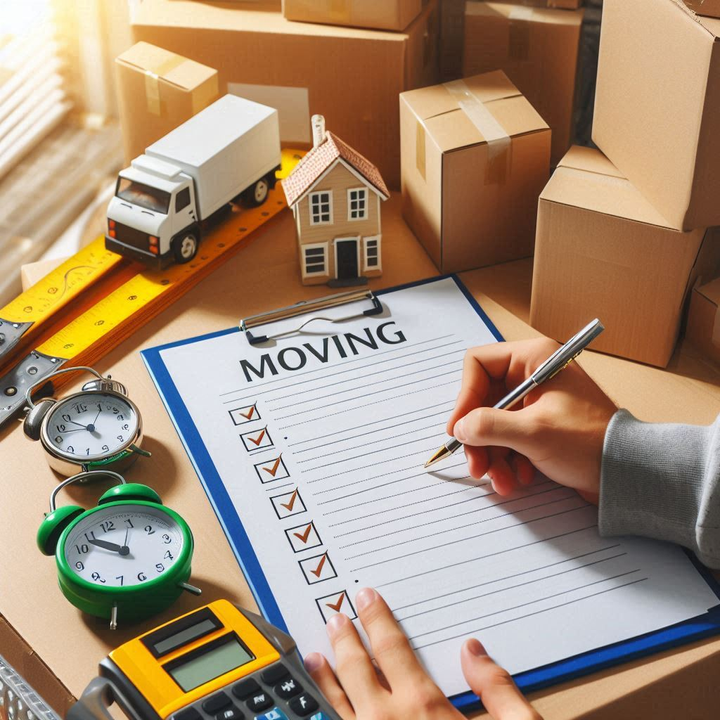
(0, 352, 67, 428)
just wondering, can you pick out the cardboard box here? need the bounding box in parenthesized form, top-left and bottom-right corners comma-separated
(490, 0, 582, 8)
(131, 0, 439, 189)
(686, 277, 720, 365)
(685, 0, 720, 19)
(400, 70, 550, 273)
(115, 42, 219, 163)
(593, 0, 720, 231)
(462, 3, 583, 166)
(530, 146, 720, 367)
(281, 0, 423, 31)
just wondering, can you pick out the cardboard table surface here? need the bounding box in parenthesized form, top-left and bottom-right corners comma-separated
(1, 195, 720, 720)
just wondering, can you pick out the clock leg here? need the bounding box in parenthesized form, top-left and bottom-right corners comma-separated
(110, 603, 118, 630)
(178, 582, 202, 596)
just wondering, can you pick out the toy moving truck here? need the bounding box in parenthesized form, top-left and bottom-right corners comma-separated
(106, 94, 281, 267)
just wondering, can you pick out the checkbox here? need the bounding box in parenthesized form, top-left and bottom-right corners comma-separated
(299, 552, 337, 585)
(285, 521, 322, 553)
(254, 454, 290, 483)
(240, 426, 273, 452)
(315, 590, 356, 623)
(270, 488, 306, 519)
(229, 403, 261, 426)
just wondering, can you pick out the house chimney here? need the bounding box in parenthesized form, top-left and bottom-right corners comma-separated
(311, 114, 326, 148)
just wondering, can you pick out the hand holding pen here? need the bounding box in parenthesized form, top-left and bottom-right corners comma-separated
(427, 322, 617, 503)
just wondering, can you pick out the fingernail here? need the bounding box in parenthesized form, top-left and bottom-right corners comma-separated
(454, 418, 467, 442)
(304, 652, 323, 672)
(326, 613, 347, 638)
(356, 587, 377, 612)
(466, 638, 487, 657)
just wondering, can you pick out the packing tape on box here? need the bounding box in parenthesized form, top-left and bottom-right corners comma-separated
(509, 7, 533, 62)
(443, 79, 512, 185)
(143, 54, 191, 116)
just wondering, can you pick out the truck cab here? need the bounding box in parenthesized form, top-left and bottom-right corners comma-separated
(106, 156, 198, 269)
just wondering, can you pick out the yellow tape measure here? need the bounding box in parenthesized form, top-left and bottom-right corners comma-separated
(0, 149, 302, 427)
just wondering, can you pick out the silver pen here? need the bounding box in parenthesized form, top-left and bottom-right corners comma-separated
(424, 319, 605, 469)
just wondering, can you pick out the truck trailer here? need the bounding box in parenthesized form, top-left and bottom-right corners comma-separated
(106, 94, 281, 268)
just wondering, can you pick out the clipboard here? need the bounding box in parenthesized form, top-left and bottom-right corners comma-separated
(142, 275, 720, 713)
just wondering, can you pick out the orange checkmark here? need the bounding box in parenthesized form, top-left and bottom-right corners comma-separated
(325, 593, 346, 612)
(293, 524, 313, 543)
(240, 405, 256, 420)
(310, 554, 328, 578)
(281, 489, 299, 512)
(248, 429, 266, 446)
(263, 456, 283, 477)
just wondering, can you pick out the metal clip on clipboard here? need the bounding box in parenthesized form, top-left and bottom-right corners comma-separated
(240, 289, 384, 345)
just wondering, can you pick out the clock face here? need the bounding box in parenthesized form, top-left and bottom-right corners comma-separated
(63, 505, 184, 588)
(44, 393, 139, 461)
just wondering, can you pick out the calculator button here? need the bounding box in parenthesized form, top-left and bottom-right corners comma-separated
(274, 677, 302, 699)
(216, 707, 244, 720)
(254, 709, 288, 720)
(260, 664, 289, 684)
(309, 715, 330, 720)
(233, 679, 261, 700)
(203, 693, 232, 714)
(175, 709, 202, 720)
(246, 692, 274, 712)
(288, 694, 319, 717)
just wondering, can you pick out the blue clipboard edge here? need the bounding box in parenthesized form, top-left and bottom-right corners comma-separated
(141, 274, 720, 714)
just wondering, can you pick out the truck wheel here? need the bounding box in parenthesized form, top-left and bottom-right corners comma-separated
(246, 177, 270, 207)
(172, 230, 199, 263)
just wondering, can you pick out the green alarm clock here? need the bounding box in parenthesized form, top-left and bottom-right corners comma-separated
(37, 471, 201, 630)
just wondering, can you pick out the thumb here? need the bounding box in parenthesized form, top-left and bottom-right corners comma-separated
(453, 406, 534, 455)
(461, 639, 540, 720)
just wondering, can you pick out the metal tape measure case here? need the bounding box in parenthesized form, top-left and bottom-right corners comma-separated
(68, 600, 339, 720)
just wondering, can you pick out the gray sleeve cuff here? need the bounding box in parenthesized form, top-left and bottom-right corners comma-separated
(599, 409, 720, 567)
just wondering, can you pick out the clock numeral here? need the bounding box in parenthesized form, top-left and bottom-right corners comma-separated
(117, 414, 124, 421)
(164, 551, 174, 561)
(117, 435, 124, 442)
(122, 424, 129, 430)
(75, 561, 84, 571)
(144, 525, 155, 535)
(76, 403, 88, 413)
(91, 572, 106, 584)
(56, 424, 66, 433)
(155, 563, 164, 573)
(115, 575, 124, 586)
(100, 520, 115, 533)
(125, 519, 134, 528)
(162, 533, 172, 544)
(84, 531, 96, 542)
(67, 445, 75, 453)
(96, 403, 103, 412)
(75, 544, 89, 554)
(86, 448, 91, 455)
(137, 572, 147, 582)
(102, 445, 110, 453)
(112, 407, 119, 414)
(62, 414, 71, 422)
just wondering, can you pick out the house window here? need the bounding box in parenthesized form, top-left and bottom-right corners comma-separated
(309, 191, 332, 225)
(364, 235, 381, 272)
(303, 243, 328, 276)
(348, 188, 368, 221)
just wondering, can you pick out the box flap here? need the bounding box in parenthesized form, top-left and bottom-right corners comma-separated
(674, 0, 720, 36)
(698, 275, 720, 306)
(467, 1, 584, 28)
(541, 146, 684, 229)
(403, 70, 548, 152)
(116, 41, 216, 90)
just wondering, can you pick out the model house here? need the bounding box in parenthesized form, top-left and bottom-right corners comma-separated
(282, 115, 389, 286)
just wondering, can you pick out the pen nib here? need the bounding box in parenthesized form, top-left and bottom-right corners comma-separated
(425, 445, 450, 469)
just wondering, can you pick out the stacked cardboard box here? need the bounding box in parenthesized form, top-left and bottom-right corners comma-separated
(282, 0, 423, 31)
(684, 0, 720, 18)
(492, 0, 582, 7)
(400, 71, 550, 273)
(131, 0, 439, 189)
(115, 42, 219, 163)
(462, 2, 583, 165)
(686, 278, 720, 365)
(530, 0, 720, 366)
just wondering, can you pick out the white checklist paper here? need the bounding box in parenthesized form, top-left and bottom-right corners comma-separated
(146, 277, 719, 699)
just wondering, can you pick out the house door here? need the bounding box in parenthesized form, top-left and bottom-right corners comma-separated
(335, 238, 359, 280)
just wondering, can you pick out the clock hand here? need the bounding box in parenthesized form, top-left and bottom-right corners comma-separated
(68, 420, 88, 429)
(121, 527, 130, 553)
(88, 538, 130, 556)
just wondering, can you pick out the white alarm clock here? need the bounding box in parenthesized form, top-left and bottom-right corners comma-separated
(24, 366, 149, 476)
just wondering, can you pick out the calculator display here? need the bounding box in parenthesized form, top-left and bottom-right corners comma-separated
(167, 635, 255, 692)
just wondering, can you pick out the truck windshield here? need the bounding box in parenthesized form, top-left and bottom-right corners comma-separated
(116, 178, 170, 214)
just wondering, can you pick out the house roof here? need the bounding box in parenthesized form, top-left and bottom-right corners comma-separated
(282, 131, 390, 207)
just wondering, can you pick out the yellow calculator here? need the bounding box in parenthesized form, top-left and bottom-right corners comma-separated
(67, 600, 339, 720)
